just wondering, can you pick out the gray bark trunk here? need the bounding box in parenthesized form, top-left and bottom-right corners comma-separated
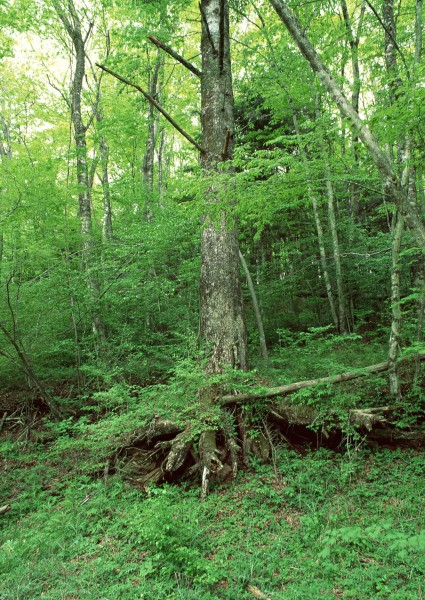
(415, 0, 423, 66)
(99, 133, 113, 241)
(0, 116, 12, 159)
(0, 116, 10, 284)
(340, 0, 365, 216)
(268, 0, 425, 249)
(290, 107, 339, 329)
(388, 212, 404, 398)
(157, 128, 166, 196)
(199, 0, 247, 375)
(53, 0, 106, 344)
(142, 53, 162, 218)
(324, 159, 346, 333)
(198, 0, 247, 493)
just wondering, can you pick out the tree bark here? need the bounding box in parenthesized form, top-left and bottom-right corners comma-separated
(142, 52, 163, 219)
(239, 250, 269, 362)
(388, 212, 404, 398)
(221, 353, 425, 405)
(290, 106, 339, 329)
(341, 0, 365, 216)
(199, 0, 247, 374)
(322, 151, 346, 333)
(99, 130, 113, 241)
(198, 0, 247, 493)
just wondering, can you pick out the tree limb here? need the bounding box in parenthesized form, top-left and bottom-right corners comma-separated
(147, 36, 201, 78)
(221, 353, 425, 405)
(364, 0, 410, 79)
(96, 64, 204, 153)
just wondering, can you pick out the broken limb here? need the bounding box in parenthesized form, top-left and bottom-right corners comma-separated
(147, 36, 201, 78)
(96, 64, 204, 153)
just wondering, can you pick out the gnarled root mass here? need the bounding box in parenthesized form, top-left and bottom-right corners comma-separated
(106, 357, 425, 491)
(107, 414, 242, 490)
(107, 407, 423, 492)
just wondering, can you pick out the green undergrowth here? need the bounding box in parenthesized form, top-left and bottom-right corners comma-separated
(1, 430, 424, 599)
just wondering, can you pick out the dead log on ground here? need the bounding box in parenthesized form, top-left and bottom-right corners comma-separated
(221, 353, 425, 405)
(106, 355, 425, 489)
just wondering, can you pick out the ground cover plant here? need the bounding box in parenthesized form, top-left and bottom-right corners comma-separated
(1, 339, 424, 599)
(1, 428, 424, 599)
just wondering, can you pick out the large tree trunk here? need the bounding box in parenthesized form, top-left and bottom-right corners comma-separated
(198, 0, 247, 493)
(199, 0, 247, 374)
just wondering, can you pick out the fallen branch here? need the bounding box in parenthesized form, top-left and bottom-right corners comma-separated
(221, 354, 425, 405)
(270, 404, 402, 430)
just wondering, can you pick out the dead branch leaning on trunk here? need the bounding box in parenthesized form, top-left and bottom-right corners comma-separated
(147, 36, 201, 78)
(96, 64, 204, 153)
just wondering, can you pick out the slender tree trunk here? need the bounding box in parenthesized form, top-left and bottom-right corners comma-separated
(314, 96, 347, 333)
(142, 53, 162, 219)
(341, 0, 365, 216)
(290, 106, 339, 329)
(324, 160, 347, 333)
(0, 114, 12, 284)
(0, 116, 12, 159)
(157, 128, 166, 197)
(98, 125, 113, 241)
(415, 0, 423, 65)
(239, 250, 268, 362)
(53, 0, 106, 345)
(100, 135, 113, 241)
(388, 212, 404, 398)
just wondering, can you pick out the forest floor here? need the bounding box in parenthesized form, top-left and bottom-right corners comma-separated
(1, 336, 424, 598)
(1, 423, 424, 599)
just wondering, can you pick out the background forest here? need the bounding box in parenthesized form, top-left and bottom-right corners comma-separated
(1, 0, 424, 598)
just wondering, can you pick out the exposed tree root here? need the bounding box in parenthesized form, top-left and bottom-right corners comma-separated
(106, 358, 425, 492)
